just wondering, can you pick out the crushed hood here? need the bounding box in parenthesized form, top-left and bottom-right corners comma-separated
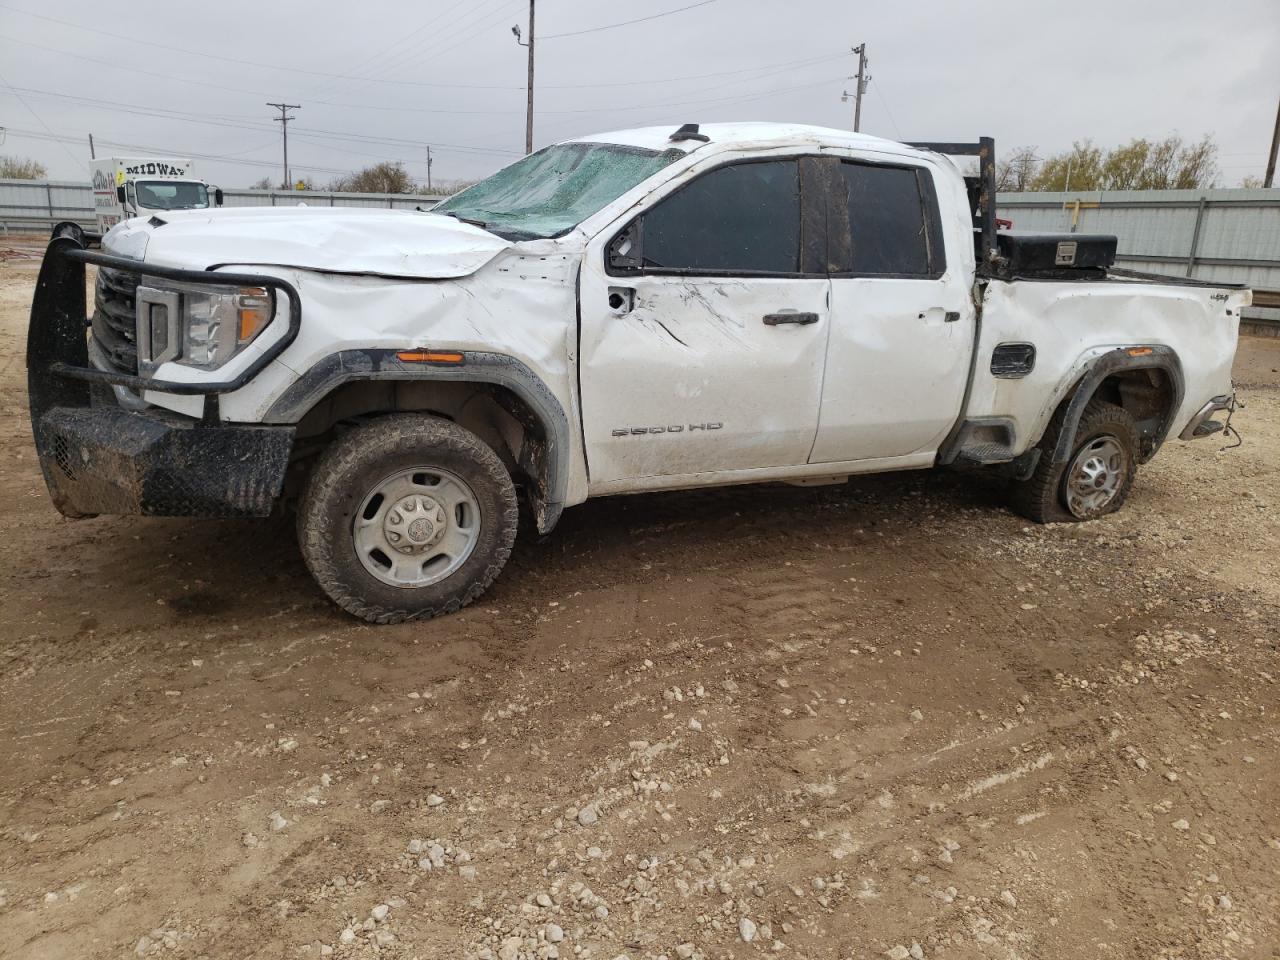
(105, 206, 512, 279)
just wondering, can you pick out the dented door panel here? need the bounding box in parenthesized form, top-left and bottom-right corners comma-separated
(577, 268, 829, 484)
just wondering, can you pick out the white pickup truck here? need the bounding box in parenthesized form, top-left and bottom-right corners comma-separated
(28, 123, 1247, 622)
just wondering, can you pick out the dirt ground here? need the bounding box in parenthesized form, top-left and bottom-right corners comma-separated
(1, 237, 1278, 960)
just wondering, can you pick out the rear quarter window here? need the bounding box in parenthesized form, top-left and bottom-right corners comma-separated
(836, 161, 945, 277)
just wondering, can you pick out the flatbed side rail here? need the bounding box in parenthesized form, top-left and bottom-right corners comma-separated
(1104, 266, 1249, 289)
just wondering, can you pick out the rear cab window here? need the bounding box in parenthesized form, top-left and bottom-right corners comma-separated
(832, 160, 946, 278)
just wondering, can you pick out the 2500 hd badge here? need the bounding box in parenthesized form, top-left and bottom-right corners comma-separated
(612, 422, 725, 437)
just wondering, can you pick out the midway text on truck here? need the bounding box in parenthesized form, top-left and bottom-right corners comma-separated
(27, 124, 1247, 622)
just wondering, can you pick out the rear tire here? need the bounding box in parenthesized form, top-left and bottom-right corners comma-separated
(298, 414, 518, 623)
(1011, 399, 1138, 524)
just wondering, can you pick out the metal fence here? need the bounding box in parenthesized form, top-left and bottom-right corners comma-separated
(0, 178, 98, 231)
(0, 178, 445, 232)
(997, 188, 1280, 327)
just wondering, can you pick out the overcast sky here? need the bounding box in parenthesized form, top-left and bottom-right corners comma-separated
(1, 0, 1276, 189)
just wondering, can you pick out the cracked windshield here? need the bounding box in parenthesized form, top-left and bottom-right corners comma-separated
(433, 141, 682, 240)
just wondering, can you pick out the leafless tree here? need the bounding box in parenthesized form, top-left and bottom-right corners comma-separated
(0, 155, 47, 179)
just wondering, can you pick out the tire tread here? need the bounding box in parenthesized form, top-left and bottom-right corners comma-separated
(1011, 399, 1138, 524)
(297, 415, 518, 623)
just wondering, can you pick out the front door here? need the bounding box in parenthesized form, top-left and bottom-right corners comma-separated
(579, 157, 830, 487)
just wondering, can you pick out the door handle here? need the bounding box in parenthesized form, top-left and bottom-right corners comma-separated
(763, 311, 819, 326)
(917, 308, 962, 324)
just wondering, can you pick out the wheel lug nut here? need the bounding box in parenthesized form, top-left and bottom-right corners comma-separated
(389, 511, 402, 524)
(388, 532, 401, 543)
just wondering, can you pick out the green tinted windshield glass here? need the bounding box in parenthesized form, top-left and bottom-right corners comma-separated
(434, 142, 682, 239)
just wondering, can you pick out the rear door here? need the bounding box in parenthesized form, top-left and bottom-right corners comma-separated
(579, 156, 831, 487)
(809, 156, 975, 463)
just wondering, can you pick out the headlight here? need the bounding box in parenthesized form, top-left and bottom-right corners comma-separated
(135, 280, 275, 373)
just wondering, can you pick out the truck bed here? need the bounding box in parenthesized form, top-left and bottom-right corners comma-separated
(955, 274, 1248, 465)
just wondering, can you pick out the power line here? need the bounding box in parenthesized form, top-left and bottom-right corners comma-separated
(535, 73, 851, 140)
(541, 0, 718, 39)
(305, 0, 523, 102)
(871, 77, 903, 140)
(0, 82, 519, 118)
(0, 2, 534, 95)
(8, 124, 443, 179)
(0, 67, 87, 171)
(3, 126, 355, 175)
(345, 0, 523, 92)
(0, 3, 514, 92)
(538, 73, 851, 118)
(0, 86, 523, 157)
(298, 0, 502, 100)
(292, 125, 518, 156)
(0, 29, 845, 93)
(3, 71, 856, 147)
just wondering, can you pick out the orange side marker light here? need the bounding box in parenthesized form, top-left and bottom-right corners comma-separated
(396, 350, 465, 364)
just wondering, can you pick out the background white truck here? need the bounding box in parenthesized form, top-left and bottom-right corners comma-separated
(60, 156, 224, 241)
(27, 123, 1247, 623)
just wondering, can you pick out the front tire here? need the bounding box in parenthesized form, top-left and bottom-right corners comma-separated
(298, 415, 518, 623)
(1011, 399, 1138, 524)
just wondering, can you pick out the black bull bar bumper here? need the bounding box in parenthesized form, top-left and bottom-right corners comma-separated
(27, 238, 298, 518)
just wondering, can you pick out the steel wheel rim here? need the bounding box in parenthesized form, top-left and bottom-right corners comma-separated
(353, 466, 482, 588)
(1063, 435, 1127, 519)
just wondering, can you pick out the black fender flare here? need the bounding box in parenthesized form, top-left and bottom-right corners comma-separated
(264, 349, 571, 534)
(1048, 345, 1184, 465)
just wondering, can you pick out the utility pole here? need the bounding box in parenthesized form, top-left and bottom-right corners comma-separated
(841, 44, 869, 133)
(1265, 95, 1280, 189)
(267, 102, 300, 188)
(426, 146, 434, 192)
(512, 1, 535, 154)
(88, 133, 95, 159)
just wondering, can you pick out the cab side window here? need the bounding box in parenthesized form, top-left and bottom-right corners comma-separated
(836, 161, 944, 277)
(611, 160, 801, 275)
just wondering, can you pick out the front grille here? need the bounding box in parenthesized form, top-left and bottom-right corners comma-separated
(91, 266, 139, 375)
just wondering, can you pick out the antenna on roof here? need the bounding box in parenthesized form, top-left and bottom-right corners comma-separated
(669, 123, 710, 143)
